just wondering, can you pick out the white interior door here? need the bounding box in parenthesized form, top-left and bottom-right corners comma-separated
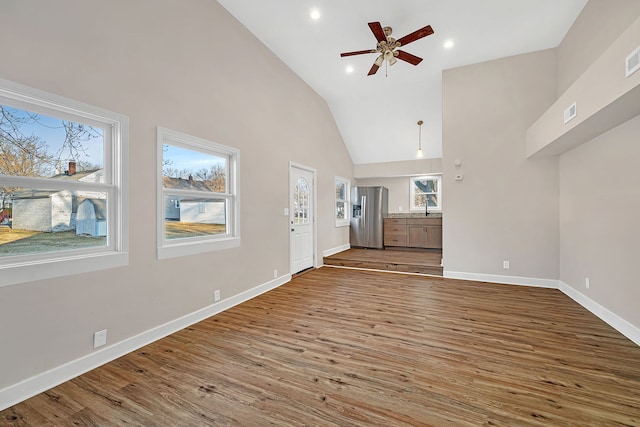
(290, 165, 315, 274)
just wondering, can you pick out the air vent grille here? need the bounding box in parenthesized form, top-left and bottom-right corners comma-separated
(564, 102, 577, 124)
(626, 47, 640, 77)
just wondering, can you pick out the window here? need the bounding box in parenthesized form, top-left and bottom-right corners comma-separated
(157, 127, 240, 259)
(410, 175, 442, 212)
(335, 177, 350, 227)
(294, 177, 310, 225)
(0, 78, 128, 287)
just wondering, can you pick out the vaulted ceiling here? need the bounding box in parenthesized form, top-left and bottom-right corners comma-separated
(217, 0, 588, 165)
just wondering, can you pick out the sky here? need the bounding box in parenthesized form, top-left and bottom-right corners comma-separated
(1, 105, 104, 174)
(163, 144, 226, 175)
(2, 104, 225, 178)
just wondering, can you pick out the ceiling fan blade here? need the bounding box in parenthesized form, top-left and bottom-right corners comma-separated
(368, 55, 384, 75)
(368, 22, 386, 43)
(396, 25, 434, 47)
(340, 49, 377, 57)
(396, 50, 423, 66)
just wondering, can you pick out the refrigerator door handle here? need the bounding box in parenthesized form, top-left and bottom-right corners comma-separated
(361, 196, 367, 225)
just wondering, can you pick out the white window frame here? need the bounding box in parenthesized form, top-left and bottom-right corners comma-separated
(335, 176, 350, 227)
(410, 174, 442, 212)
(0, 78, 129, 287)
(157, 127, 240, 259)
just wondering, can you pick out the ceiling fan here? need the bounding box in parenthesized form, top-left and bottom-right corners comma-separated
(340, 22, 434, 76)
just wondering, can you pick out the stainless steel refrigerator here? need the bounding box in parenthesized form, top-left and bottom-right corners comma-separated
(350, 186, 388, 249)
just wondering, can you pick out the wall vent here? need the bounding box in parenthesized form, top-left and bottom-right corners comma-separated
(564, 102, 577, 124)
(626, 46, 640, 77)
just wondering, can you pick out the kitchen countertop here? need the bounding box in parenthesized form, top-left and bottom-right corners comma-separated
(386, 212, 442, 219)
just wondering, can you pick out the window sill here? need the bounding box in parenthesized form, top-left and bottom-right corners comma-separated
(157, 236, 241, 260)
(0, 251, 128, 288)
(335, 219, 350, 228)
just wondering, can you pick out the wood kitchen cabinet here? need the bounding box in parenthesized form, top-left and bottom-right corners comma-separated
(384, 217, 442, 249)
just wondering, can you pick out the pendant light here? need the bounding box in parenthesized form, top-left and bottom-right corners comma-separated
(416, 120, 424, 158)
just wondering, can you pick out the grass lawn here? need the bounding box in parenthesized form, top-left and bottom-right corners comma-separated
(0, 228, 106, 255)
(0, 221, 225, 255)
(165, 221, 226, 239)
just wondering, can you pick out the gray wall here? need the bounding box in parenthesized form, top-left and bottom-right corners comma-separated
(559, 115, 640, 327)
(557, 2, 640, 328)
(0, 0, 352, 390)
(442, 49, 559, 280)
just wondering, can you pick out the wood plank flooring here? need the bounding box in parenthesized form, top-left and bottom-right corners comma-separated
(2, 267, 640, 426)
(324, 248, 443, 276)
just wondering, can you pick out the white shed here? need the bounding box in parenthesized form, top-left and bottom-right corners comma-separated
(76, 199, 107, 237)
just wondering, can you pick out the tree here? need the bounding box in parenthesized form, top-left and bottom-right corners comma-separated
(193, 164, 226, 192)
(0, 105, 101, 215)
(0, 105, 100, 177)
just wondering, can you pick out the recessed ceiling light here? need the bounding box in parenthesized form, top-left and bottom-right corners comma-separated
(310, 9, 320, 20)
(443, 39, 454, 49)
(346, 66, 354, 74)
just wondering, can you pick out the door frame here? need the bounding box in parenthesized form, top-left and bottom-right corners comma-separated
(289, 161, 318, 274)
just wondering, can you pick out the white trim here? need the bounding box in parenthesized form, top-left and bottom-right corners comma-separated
(0, 273, 292, 411)
(559, 281, 640, 346)
(443, 270, 559, 288)
(323, 244, 350, 258)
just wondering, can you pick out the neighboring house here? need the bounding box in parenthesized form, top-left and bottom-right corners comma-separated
(179, 198, 226, 224)
(162, 175, 224, 224)
(10, 162, 105, 232)
(11, 189, 75, 232)
(76, 198, 107, 237)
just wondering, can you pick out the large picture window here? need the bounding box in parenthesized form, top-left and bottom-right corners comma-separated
(0, 78, 128, 287)
(410, 175, 442, 212)
(157, 127, 240, 259)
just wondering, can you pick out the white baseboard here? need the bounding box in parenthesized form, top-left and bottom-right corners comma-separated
(559, 281, 640, 346)
(323, 243, 350, 258)
(0, 273, 292, 411)
(444, 270, 559, 288)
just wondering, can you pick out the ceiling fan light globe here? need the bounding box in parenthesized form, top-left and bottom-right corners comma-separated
(417, 148, 424, 158)
(374, 55, 384, 66)
(389, 57, 398, 66)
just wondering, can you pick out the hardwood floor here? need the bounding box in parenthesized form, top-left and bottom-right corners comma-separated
(324, 248, 443, 276)
(2, 267, 640, 426)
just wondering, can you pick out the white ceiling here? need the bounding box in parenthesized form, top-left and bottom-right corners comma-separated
(217, 0, 587, 165)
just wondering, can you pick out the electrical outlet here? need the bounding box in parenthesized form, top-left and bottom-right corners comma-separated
(273, 269, 278, 279)
(503, 260, 510, 270)
(214, 290, 221, 302)
(585, 277, 590, 290)
(94, 329, 107, 348)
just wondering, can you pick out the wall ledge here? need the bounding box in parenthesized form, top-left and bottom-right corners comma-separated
(527, 16, 640, 158)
